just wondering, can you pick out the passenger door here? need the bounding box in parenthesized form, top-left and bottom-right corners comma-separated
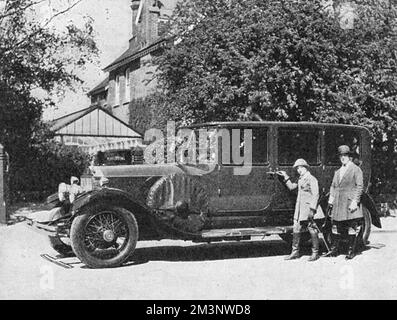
(272, 127, 322, 224)
(213, 127, 275, 216)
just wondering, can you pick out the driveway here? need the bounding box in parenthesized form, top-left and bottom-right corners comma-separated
(0, 213, 396, 299)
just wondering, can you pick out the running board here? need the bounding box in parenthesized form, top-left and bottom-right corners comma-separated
(201, 226, 293, 239)
(40, 254, 74, 269)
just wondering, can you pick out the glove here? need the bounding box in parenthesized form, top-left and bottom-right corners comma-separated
(276, 170, 288, 179)
(349, 200, 358, 212)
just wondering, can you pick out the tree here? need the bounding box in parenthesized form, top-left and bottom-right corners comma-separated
(0, 0, 97, 198)
(155, 0, 397, 198)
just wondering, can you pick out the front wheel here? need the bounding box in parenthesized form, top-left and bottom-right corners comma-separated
(48, 235, 73, 256)
(70, 204, 138, 268)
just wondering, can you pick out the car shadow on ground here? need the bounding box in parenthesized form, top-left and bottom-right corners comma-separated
(59, 239, 383, 269)
(122, 239, 312, 267)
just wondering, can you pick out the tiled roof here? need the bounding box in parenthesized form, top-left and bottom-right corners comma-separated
(88, 77, 109, 96)
(103, 38, 166, 72)
(49, 106, 95, 132)
(49, 105, 143, 137)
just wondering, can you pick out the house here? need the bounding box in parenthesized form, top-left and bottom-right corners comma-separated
(88, 0, 179, 130)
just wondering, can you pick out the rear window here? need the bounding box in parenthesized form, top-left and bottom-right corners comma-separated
(95, 150, 132, 166)
(325, 129, 361, 165)
(278, 128, 320, 166)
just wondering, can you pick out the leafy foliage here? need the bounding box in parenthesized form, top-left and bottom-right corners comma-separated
(155, 0, 397, 197)
(128, 92, 169, 133)
(0, 0, 97, 200)
(10, 141, 91, 201)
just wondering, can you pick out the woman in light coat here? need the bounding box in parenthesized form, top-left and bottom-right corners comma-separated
(278, 159, 325, 261)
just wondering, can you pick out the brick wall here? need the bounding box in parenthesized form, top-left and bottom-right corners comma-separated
(107, 0, 180, 124)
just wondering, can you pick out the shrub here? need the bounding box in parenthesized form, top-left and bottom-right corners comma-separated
(8, 140, 91, 202)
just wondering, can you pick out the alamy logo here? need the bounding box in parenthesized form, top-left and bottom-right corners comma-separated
(143, 121, 253, 175)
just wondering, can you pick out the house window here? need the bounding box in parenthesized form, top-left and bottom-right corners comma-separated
(125, 68, 130, 102)
(115, 75, 120, 106)
(158, 17, 169, 37)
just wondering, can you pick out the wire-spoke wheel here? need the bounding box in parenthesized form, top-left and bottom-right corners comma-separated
(70, 204, 138, 268)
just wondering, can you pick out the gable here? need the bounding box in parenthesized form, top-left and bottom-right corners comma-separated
(51, 106, 142, 138)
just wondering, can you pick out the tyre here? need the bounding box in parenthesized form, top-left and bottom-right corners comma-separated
(70, 204, 139, 268)
(48, 235, 73, 256)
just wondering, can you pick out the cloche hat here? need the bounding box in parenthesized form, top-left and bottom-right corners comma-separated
(337, 145, 351, 156)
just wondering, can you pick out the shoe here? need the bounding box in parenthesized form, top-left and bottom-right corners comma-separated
(346, 235, 358, 260)
(285, 233, 301, 260)
(285, 251, 301, 260)
(345, 251, 356, 260)
(308, 253, 320, 261)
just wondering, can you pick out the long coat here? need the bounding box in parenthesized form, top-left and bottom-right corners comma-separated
(329, 162, 364, 221)
(286, 172, 325, 223)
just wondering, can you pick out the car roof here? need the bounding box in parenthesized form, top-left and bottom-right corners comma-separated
(183, 121, 368, 131)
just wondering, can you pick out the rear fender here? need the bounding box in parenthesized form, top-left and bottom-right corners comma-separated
(361, 193, 382, 228)
(318, 192, 381, 228)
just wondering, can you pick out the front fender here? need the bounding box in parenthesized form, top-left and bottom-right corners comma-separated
(70, 187, 165, 240)
(71, 187, 150, 216)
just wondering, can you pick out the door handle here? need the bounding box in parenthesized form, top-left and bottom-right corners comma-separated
(267, 171, 276, 180)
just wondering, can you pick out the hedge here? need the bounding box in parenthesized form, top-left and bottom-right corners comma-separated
(8, 140, 91, 202)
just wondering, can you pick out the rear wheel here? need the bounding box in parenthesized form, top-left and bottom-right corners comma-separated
(70, 204, 138, 268)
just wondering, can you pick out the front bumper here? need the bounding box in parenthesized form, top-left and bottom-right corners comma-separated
(25, 218, 69, 237)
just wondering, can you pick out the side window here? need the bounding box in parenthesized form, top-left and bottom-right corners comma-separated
(325, 129, 361, 165)
(252, 128, 268, 165)
(278, 128, 320, 165)
(221, 127, 268, 165)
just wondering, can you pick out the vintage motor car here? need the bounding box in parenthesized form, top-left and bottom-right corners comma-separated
(27, 122, 382, 268)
